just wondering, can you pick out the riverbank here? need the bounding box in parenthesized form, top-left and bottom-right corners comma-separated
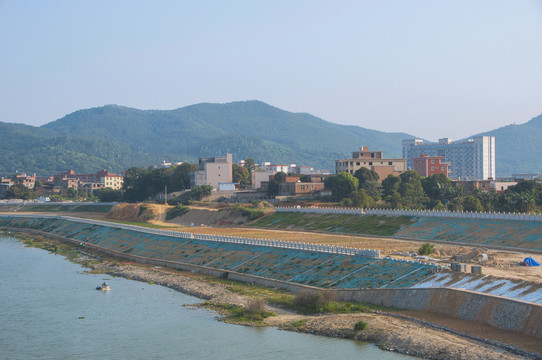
(8, 231, 538, 360)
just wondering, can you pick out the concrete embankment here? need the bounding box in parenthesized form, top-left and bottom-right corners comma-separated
(5, 224, 542, 340)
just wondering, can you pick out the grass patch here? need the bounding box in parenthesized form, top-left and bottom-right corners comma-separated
(269, 290, 369, 315)
(205, 299, 275, 324)
(249, 212, 414, 236)
(166, 205, 190, 220)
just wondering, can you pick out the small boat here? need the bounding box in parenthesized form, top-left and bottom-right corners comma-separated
(96, 282, 111, 291)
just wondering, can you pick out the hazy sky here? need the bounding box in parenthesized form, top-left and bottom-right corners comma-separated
(1, 1, 542, 141)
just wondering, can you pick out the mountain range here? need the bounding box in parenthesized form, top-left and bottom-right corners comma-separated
(0, 100, 540, 177)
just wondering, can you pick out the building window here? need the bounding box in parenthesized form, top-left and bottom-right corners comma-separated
(356, 162, 360, 166)
(388, 162, 393, 165)
(369, 162, 373, 165)
(431, 160, 435, 164)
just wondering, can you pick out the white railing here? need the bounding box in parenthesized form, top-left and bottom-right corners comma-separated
(0, 214, 382, 259)
(275, 206, 542, 222)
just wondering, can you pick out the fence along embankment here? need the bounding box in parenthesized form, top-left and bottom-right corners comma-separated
(1, 214, 542, 339)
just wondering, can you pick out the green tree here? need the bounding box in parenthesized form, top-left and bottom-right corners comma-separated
(5, 184, 34, 200)
(448, 197, 463, 211)
(349, 188, 374, 208)
(361, 180, 382, 202)
(421, 173, 454, 203)
(171, 163, 199, 191)
(244, 158, 257, 174)
(94, 188, 124, 202)
(329, 172, 358, 201)
(474, 189, 497, 212)
(398, 170, 427, 209)
(353, 168, 379, 188)
(382, 175, 401, 199)
(463, 195, 483, 212)
(232, 164, 250, 189)
(266, 172, 287, 196)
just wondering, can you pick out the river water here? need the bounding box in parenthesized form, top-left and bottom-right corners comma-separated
(0, 236, 413, 360)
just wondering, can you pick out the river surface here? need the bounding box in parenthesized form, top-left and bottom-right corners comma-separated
(0, 235, 413, 359)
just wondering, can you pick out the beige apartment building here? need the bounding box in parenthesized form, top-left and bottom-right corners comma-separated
(335, 146, 406, 182)
(190, 154, 233, 189)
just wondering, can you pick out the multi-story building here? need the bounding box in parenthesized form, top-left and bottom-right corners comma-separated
(455, 180, 517, 193)
(190, 154, 233, 189)
(335, 146, 407, 181)
(53, 169, 124, 191)
(402, 136, 495, 180)
(2, 173, 36, 190)
(413, 154, 451, 177)
(260, 175, 325, 196)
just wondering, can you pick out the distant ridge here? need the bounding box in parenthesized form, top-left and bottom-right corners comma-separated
(474, 113, 542, 176)
(0, 100, 540, 177)
(0, 101, 414, 176)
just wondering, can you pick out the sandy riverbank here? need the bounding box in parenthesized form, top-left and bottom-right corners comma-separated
(83, 257, 536, 360)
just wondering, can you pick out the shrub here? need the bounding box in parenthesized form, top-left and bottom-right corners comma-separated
(166, 205, 190, 220)
(418, 242, 435, 255)
(293, 290, 337, 313)
(229, 298, 274, 322)
(354, 320, 368, 331)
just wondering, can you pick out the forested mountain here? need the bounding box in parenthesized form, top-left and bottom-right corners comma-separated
(0, 101, 540, 177)
(475, 113, 542, 177)
(0, 101, 413, 176)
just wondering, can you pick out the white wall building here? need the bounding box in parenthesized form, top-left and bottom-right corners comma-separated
(190, 154, 233, 189)
(402, 136, 495, 180)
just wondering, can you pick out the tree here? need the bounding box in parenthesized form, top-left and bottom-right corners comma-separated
(361, 180, 382, 201)
(463, 195, 483, 212)
(353, 168, 379, 188)
(329, 172, 358, 201)
(474, 189, 497, 212)
(382, 175, 401, 199)
(398, 170, 427, 209)
(349, 188, 374, 208)
(244, 158, 257, 174)
(232, 164, 250, 189)
(448, 197, 463, 211)
(266, 172, 287, 196)
(171, 163, 199, 191)
(421, 173, 454, 203)
(94, 188, 124, 202)
(5, 184, 34, 200)
(122, 167, 150, 202)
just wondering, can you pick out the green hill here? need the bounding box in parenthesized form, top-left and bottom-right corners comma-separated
(1, 101, 540, 177)
(475, 113, 542, 176)
(0, 101, 414, 176)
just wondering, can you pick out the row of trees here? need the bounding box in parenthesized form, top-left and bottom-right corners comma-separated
(326, 168, 542, 213)
(122, 163, 199, 202)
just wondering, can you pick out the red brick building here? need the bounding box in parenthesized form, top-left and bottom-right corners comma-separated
(413, 154, 451, 177)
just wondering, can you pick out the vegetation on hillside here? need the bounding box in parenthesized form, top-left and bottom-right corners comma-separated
(0, 101, 414, 177)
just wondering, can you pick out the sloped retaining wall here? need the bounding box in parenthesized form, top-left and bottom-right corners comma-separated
(5, 226, 542, 339)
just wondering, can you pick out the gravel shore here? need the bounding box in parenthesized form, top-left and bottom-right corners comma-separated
(93, 260, 536, 360)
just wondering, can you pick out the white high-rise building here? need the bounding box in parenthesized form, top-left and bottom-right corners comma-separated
(402, 136, 495, 180)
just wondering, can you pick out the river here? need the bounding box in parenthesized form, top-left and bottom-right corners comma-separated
(0, 235, 413, 359)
